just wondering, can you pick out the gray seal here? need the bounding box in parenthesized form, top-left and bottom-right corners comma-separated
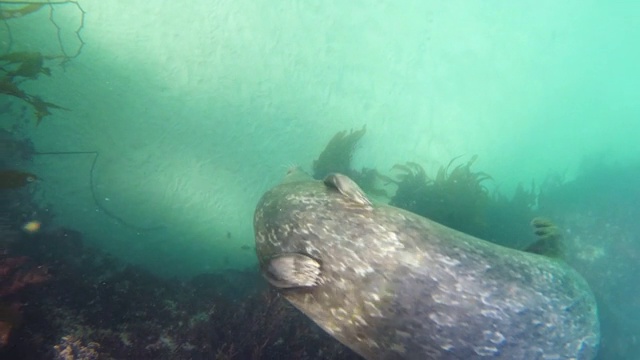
(254, 172, 600, 359)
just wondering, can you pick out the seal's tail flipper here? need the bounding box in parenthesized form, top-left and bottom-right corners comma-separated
(525, 217, 564, 258)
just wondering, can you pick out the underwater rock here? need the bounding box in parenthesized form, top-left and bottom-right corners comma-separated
(53, 335, 100, 360)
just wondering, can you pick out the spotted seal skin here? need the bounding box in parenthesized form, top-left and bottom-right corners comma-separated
(254, 172, 600, 360)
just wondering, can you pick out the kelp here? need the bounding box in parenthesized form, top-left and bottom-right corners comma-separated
(484, 181, 538, 249)
(312, 125, 366, 180)
(387, 161, 432, 212)
(311, 126, 393, 198)
(388, 156, 548, 249)
(1, 1, 86, 60)
(349, 167, 388, 198)
(309, 129, 547, 250)
(434, 155, 493, 186)
(0, 170, 37, 189)
(0, 3, 44, 20)
(0, 51, 51, 79)
(0, 1, 86, 126)
(0, 52, 69, 125)
(390, 156, 493, 237)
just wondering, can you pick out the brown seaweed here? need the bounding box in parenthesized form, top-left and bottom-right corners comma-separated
(0, 52, 68, 126)
(0, 170, 37, 189)
(312, 125, 366, 180)
(28, 96, 70, 126)
(390, 156, 493, 237)
(0, 4, 44, 20)
(0, 52, 51, 80)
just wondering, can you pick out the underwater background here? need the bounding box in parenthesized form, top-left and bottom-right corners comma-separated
(1, 0, 638, 359)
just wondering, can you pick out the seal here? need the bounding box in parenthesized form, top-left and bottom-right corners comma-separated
(254, 172, 600, 359)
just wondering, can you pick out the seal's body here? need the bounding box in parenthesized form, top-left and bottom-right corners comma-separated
(254, 173, 599, 360)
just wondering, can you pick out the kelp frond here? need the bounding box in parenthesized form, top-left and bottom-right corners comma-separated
(390, 155, 495, 238)
(312, 125, 366, 180)
(0, 52, 68, 126)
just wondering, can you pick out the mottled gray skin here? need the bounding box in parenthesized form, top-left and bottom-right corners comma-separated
(254, 173, 600, 360)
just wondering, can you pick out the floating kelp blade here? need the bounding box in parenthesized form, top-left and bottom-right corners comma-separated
(0, 3, 44, 20)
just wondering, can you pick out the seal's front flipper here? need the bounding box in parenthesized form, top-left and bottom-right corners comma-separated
(525, 217, 563, 258)
(263, 253, 322, 288)
(323, 173, 372, 206)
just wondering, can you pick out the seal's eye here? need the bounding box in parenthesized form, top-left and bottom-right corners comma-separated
(26, 176, 36, 182)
